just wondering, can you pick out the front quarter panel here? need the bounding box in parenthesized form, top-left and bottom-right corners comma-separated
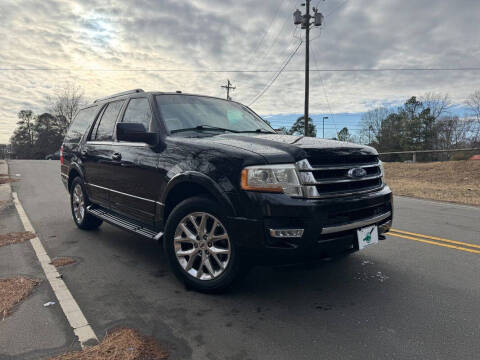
(157, 137, 265, 217)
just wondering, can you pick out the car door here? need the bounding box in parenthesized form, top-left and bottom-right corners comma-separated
(108, 96, 162, 225)
(82, 100, 125, 208)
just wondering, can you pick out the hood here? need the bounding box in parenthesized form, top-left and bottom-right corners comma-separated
(208, 133, 378, 164)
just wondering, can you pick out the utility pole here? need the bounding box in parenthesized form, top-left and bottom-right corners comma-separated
(221, 79, 236, 100)
(294, 1, 323, 136)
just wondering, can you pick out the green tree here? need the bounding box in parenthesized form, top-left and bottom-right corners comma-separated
(34, 113, 64, 157)
(337, 127, 351, 142)
(10, 110, 65, 159)
(10, 110, 36, 159)
(288, 116, 317, 137)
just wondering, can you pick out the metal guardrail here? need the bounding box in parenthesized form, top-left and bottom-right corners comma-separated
(379, 148, 480, 162)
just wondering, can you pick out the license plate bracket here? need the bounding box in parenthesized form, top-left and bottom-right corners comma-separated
(357, 225, 379, 250)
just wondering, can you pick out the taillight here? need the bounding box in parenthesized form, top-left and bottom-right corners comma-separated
(60, 145, 64, 165)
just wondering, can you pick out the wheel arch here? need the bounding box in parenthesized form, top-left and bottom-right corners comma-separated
(161, 172, 237, 225)
(67, 164, 85, 192)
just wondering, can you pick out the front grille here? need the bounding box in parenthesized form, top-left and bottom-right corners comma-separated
(325, 202, 391, 226)
(298, 154, 384, 198)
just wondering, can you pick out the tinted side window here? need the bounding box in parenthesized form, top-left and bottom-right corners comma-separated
(122, 98, 152, 131)
(65, 105, 100, 143)
(93, 101, 124, 141)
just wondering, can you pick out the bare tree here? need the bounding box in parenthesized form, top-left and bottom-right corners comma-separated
(466, 90, 480, 120)
(435, 116, 472, 149)
(48, 83, 87, 134)
(465, 90, 480, 143)
(420, 92, 451, 120)
(359, 107, 391, 144)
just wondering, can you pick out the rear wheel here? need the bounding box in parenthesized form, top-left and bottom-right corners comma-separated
(70, 177, 103, 230)
(163, 196, 243, 292)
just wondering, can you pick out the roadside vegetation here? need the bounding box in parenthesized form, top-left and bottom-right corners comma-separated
(384, 161, 480, 206)
(9, 83, 86, 159)
(50, 327, 168, 360)
(50, 257, 76, 268)
(1, 276, 38, 320)
(360, 93, 480, 160)
(0, 231, 36, 248)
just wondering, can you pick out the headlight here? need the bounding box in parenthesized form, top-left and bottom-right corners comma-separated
(241, 164, 302, 196)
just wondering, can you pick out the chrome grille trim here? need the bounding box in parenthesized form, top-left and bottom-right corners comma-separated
(296, 158, 384, 198)
(300, 184, 385, 199)
(308, 162, 380, 171)
(322, 211, 391, 234)
(299, 172, 382, 185)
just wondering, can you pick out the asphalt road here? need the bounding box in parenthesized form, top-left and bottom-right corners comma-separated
(3, 160, 480, 360)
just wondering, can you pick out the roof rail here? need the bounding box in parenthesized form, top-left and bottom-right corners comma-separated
(93, 89, 144, 103)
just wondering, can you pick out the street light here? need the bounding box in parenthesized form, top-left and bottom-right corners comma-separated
(322, 116, 328, 138)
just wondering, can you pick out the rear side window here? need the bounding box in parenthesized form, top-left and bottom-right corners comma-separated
(65, 105, 100, 143)
(122, 98, 152, 131)
(93, 100, 124, 141)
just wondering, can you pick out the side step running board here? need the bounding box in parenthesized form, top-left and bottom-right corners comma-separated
(87, 205, 163, 240)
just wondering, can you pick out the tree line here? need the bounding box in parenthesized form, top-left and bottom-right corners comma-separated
(358, 92, 480, 154)
(272, 116, 353, 141)
(10, 84, 86, 159)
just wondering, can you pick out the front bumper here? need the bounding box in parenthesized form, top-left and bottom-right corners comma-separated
(227, 186, 393, 264)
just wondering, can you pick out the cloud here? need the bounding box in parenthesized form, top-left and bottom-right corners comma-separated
(1, 0, 480, 142)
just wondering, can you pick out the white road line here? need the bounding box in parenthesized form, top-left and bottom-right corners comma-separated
(12, 192, 98, 348)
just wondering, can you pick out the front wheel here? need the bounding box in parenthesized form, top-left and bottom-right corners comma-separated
(163, 196, 243, 293)
(70, 177, 103, 230)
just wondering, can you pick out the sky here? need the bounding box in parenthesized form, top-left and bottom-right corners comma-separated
(1, 0, 479, 143)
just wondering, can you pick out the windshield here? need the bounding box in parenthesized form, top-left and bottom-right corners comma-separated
(155, 94, 274, 135)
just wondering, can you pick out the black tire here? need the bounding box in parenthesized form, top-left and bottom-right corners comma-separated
(163, 196, 243, 293)
(70, 177, 103, 230)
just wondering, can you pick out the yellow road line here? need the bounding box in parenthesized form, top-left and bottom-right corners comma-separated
(387, 231, 480, 255)
(390, 228, 480, 249)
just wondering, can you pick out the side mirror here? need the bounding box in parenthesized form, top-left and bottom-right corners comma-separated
(116, 123, 159, 146)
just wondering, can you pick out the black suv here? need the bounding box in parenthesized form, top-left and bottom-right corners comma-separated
(61, 89, 393, 292)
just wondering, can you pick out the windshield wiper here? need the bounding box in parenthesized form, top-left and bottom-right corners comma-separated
(237, 129, 275, 134)
(171, 125, 239, 134)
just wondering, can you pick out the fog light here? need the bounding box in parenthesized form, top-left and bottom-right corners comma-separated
(269, 229, 304, 238)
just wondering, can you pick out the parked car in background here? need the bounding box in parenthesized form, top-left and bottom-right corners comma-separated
(60, 89, 393, 292)
(45, 150, 60, 160)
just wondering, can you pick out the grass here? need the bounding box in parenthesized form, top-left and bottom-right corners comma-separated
(50, 327, 169, 360)
(1, 277, 39, 320)
(384, 160, 480, 206)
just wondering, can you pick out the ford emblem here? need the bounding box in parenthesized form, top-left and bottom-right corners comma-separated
(348, 167, 367, 178)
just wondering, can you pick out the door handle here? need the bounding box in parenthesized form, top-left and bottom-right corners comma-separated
(112, 152, 122, 161)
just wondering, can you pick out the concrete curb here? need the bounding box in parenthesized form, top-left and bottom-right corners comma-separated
(0, 160, 12, 208)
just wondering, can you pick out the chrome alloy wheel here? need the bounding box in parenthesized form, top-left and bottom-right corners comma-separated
(72, 184, 85, 223)
(174, 212, 231, 281)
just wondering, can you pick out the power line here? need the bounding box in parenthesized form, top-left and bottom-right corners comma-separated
(1, 67, 480, 73)
(252, 9, 298, 71)
(325, 0, 350, 17)
(244, 0, 286, 68)
(248, 41, 303, 106)
(310, 32, 338, 135)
